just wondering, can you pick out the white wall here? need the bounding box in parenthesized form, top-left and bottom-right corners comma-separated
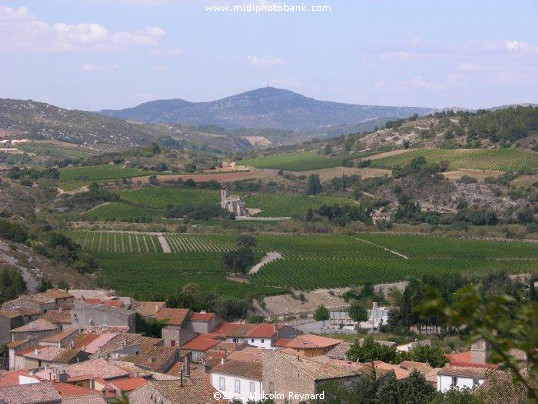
(437, 375, 484, 392)
(225, 337, 275, 349)
(211, 372, 263, 403)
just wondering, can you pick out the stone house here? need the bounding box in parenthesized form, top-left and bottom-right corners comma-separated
(11, 319, 59, 342)
(221, 189, 248, 217)
(211, 360, 263, 403)
(262, 350, 364, 403)
(0, 309, 39, 343)
(188, 311, 222, 334)
(155, 308, 193, 347)
(129, 378, 220, 404)
(284, 334, 342, 357)
(41, 309, 73, 331)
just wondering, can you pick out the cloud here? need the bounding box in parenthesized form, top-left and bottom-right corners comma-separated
(0, 5, 167, 52)
(247, 55, 285, 66)
(81, 63, 118, 72)
(504, 40, 535, 52)
(154, 64, 171, 72)
(150, 46, 186, 56)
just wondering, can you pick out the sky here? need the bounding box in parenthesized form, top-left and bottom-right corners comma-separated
(0, 0, 537, 110)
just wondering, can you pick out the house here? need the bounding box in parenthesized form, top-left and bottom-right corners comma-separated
(262, 349, 366, 403)
(121, 345, 179, 373)
(371, 208, 391, 224)
(221, 189, 248, 218)
(437, 365, 491, 392)
(0, 310, 34, 343)
(285, 334, 342, 357)
(12, 346, 85, 370)
(32, 289, 74, 310)
(0, 381, 62, 404)
(39, 329, 79, 349)
(155, 308, 193, 347)
(330, 302, 393, 330)
(129, 379, 220, 404)
(52, 382, 106, 403)
(40, 310, 73, 331)
(225, 323, 297, 349)
(211, 360, 263, 403)
(71, 301, 136, 333)
(2, 296, 54, 315)
(181, 335, 221, 363)
(188, 311, 222, 333)
(11, 318, 58, 342)
(90, 332, 162, 360)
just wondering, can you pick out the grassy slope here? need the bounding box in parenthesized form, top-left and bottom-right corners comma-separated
(60, 165, 157, 181)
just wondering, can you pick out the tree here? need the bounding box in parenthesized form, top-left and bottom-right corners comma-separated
(215, 297, 249, 321)
(348, 300, 368, 327)
(237, 235, 256, 249)
(37, 279, 53, 292)
(409, 345, 448, 368)
(314, 305, 330, 326)
(306, 174, 322, 195)
(417, 285, 538, 400)
(0, 266, 27, 304)
(346, 336, 404, 364)
(223, 248, 255, 275)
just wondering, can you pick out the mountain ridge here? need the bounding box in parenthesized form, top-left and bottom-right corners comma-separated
(99, 87, 434, 133)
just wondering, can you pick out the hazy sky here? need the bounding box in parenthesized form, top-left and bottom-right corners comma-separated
(1, 0, 537, 110)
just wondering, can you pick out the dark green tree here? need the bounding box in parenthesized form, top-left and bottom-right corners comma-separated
(314, 305, 330, 325)
(306, 174, 322, 195)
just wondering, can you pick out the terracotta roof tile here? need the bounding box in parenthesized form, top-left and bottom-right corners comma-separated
(438, 365, 494, 379)
(52, 382, 99, 397)
(0, 382, 62, 404)
(286, 334, 342, 350)
(212, 360, 262, 380)
(155, 308, 191, 326)
(11, 318, 58, 333)
(325, 341, 352, 360)
(109, 377, 147, 392)
(130, 379, 220, 404)
(40, 328, 78, 344)
(272, 338, 292, 347)
(206, 322, 242, 339)
(245, 323, 284, 339)
(84, 333, 118, 354)
(132, 301, 166, 317)
(226, 324, 257, 338)
(37, 289, 73, 300)
(373, 361, 411, 380)
(226, 347, 264, 362)
(0, 370, 31, 387)
(122, 346, 178, 372)
(399, 360, 433, 374)
(35, 359, 129, 381)
(61, 396, 107, 404)
(190, 312, 216, 322)
(277, 350, 362, 381)
(20, 346, 64, 361)
(181, 335, 219, 352)
(41, 310, 73, 324)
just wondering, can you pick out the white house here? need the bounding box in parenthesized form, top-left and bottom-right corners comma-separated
(437, 365, 490, 392)
(210, 360, 263, 403)
(225, 323, 297, 349)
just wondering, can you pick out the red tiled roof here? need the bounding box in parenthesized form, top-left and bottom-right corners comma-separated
(109, 377, 147, 392)
(166, 361, 184, 376)
(206, 322, 241, 339)
(52, 382, 99, 397)
(155, 308, 191, 326)
(272, 338, 292, 347)
(0, 370, 31, 387)
(38, 289, 73, 300)
(438, 364, 494, 378)
(0, 381, 62, 404)
(373, 361, 410, 380)
(245, 323, 284, 339)
(226, 324, 257, 338)
(132, 301, 165, 317)
(35, 359, 129, 381)
(285, 334, 342, 350)
(181, 335, 219, 352)
(446, 351, 498, 369)
(190, 312, 216, 322)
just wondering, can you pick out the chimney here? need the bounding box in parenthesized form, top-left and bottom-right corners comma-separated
(185, 352, 191, 377)
(58, 370, 68, 383)
(221, 358, 225, 365)
(471, 339, 489, 363)
(34, 348, 39, 355)
(372, 302, 378, 310)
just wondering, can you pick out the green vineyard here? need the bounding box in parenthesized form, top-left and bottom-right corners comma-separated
(370, 148, 538, 171)
(242, 151, 342, 171)
(68, 231, 538, 297)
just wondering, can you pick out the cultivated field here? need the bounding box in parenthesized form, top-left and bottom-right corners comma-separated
(69, 231, 538, 297)
(242, 151, 342, 171)
(370, 148, 538, 171)
(243, 193, 352, 217)
(60, 164, 156, 181)
(120, 188, 219, 208)
(83, 202, 164, 222)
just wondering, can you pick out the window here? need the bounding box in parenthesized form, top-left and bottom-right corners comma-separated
(251, 339, 254, 343)
(171, 340, 176, 347)
(473, 379, 480, 387)
(219, 377, 225, 390)
(233, 338, 238, 343)
(261, 339, 264, 343)
(234, 379, 241, 393)
(249, 382, 256, 395)
(451, 377, 457, 386)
